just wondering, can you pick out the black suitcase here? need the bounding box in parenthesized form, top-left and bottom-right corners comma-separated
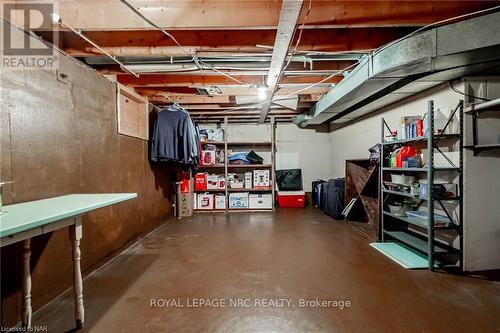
(312, 179, 326, 208)
(322, 178, 345, 220)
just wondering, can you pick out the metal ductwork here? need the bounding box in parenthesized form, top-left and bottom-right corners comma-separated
(297, 11, 500, 127)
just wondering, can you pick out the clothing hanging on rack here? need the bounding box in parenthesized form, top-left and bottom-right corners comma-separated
(150, 104, 200, 168)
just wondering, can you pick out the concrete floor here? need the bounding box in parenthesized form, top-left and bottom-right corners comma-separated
(33, 208, 500, 333)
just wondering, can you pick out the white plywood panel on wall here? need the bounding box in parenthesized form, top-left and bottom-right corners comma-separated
(117, 83, 149, 140)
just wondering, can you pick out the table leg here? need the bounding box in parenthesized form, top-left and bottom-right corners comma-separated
(70, 217, 84, 329)
(22, 239, 32, 328)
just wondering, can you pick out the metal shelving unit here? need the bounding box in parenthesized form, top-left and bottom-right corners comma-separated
(380, 100, 464, 270)
(195, 116, 276, 213)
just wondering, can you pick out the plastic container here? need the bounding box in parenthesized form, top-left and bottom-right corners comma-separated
(390, 174, 415, 185)
(406, 211, 451, 227)
(277, 191, 305, 208)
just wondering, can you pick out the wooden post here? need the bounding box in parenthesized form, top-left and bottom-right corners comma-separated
(70, 217, 84, 329)
(22, 239, 32, 328)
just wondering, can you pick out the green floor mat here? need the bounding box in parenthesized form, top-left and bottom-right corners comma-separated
(370, 242, 429, 269)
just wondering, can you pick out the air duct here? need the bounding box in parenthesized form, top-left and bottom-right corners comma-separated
(300, 11, 500, 127)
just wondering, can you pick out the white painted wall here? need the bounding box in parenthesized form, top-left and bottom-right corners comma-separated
(329, 82, 500, 271)
(275, 123, 331, 191)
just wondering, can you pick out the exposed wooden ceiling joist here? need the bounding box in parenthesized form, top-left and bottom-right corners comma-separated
(39, 28, 413, 57)
(117, 74, 341, 87)
(25, 1, 500, 30)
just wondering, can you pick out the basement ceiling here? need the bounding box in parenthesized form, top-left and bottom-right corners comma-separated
(21, 0, 500, 122)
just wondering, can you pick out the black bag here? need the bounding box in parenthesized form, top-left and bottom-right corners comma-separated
(275, 169, 302, 191)
(322, 178, 345, 220)
(246, 150, 263, 164)
(312, 180, 326, 208)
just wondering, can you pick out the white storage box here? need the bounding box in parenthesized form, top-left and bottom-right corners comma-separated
(207, 174, 219, 190)
(245, 172, 253, 189)
(196, 193, 214, 210)
(229, 180, 244, 189)
(249, 193, 273, 209)
(229, 192, 249, 209)
(215, 194, 226, 210)
(253, 169, 270, 188)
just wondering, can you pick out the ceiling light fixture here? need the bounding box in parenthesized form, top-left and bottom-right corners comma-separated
(256, 83, 268, 100)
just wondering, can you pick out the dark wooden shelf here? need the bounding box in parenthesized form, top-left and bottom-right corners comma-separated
(227, 164, 272, 168)
(227, 187, 272, 192)
(227, 142, 272, 147)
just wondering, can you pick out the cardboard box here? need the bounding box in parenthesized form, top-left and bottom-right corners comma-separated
(177, 193, 194, 217)
(218, 176, 226, 189)
(195, 173, 207, 191)
(249, 193, 273, 209)
(229, 192, 249, 209)
(201, 150, 216, 165)
(245, 172, 253, 189)
(215, 194, 226, 210)
(207, 174, 219, 190)
(196, 193, 214, 210)
(253, 169, 270, 188)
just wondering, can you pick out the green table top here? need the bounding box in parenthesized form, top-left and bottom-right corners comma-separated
(0, 193, 137, 238)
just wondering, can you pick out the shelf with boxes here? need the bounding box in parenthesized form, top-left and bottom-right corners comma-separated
(191, 116, 276, 213)
(380, 100, 464, 271)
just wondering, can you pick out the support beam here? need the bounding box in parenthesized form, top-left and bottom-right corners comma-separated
(117, 74, 340, 87)
(260, 0, 304, 123)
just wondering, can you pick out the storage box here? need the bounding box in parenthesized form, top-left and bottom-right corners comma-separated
(201, 150, 216, 165)
(177, 193, 194, 217)
(253, 169, 270, 188)
(245, 172, 253, 189)
(218, 176, 226, 189)
(215, 194, 226, 210)
(249, 193, 273, 209)
(229, 180, 244, 189)
(195, 173, 207, 191)
(406, 210, 451, 227)
(229, 192, 249, 209)
(277, 191, 305, 208)
(196, 193, 214, 210)
(207, 174, 219, 190)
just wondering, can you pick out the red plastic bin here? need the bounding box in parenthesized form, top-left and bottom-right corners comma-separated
(277, 191, 305, 208)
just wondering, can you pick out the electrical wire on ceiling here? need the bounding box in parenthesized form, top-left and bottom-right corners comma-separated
(119, 0, 245, 85)
(448, 81, 491, 102)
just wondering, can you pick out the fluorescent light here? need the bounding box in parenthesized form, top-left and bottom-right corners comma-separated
(258, 89, 267, 100)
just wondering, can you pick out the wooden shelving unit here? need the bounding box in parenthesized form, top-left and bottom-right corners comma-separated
(194, 116, 276, 213)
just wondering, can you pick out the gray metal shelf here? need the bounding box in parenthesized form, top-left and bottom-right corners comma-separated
(383, 230, 449, 254)
(382, 134, 460, 146)
(380, 99, 464, 271)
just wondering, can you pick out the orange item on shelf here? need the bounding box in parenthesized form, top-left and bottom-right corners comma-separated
(396, 145, 417, 167)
